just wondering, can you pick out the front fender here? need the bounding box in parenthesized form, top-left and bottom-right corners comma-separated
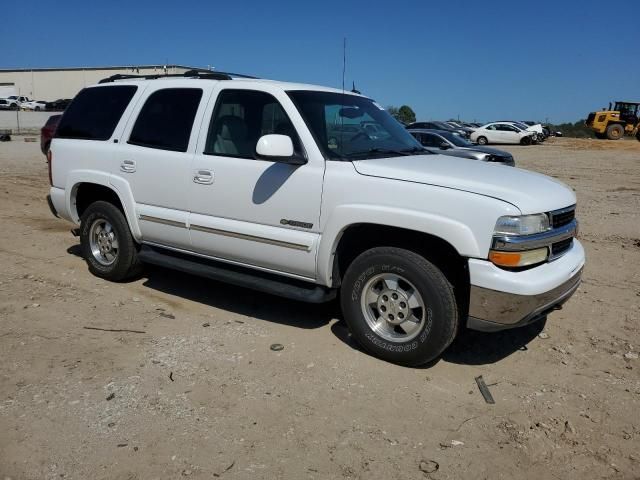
(316, 204, 481, 286)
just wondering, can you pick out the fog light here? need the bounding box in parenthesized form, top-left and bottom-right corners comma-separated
(489, 247, 548, 267)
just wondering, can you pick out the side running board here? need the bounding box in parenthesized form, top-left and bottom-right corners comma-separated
(138, 245, 336, 304)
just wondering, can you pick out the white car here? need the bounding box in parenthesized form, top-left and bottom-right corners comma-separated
(46, 72, 583, 366)
(470, 122, 537, 145)
(2, 95, 31, 109)
(21, 100, 48, 111)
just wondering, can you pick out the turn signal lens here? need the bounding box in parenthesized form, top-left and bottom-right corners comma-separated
(489, 247, 548, 268)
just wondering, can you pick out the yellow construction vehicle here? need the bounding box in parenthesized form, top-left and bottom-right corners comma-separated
(586, 101, 640, 140)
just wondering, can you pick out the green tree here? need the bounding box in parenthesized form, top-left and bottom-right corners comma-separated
(386, 106, 399, 119)
(398, 105, 416, 124)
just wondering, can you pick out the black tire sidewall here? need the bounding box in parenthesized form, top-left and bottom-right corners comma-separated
(341, 248, 458, 366)
(477, 136, 487, 145)
(80, 201, 139, 281)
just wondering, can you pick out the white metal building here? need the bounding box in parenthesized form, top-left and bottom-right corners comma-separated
(0, 65, 208, 101)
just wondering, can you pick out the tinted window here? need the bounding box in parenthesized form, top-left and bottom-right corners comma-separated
(421, 133, 443, 147)
(56, 86, 137, 140)
(129, 88, 203, 152)
(204, 90, 302, 159)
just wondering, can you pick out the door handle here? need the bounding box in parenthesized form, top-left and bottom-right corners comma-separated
(193, 169, 214, 185)
(120, 160, 136, 173)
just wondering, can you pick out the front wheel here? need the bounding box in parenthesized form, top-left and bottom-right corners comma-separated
(520, 136, 532, 145)
(606, 123, 624, 140)
(80, 201, 142, 281)
(476, 136, 488, 145)
(340, 247, 458, 366)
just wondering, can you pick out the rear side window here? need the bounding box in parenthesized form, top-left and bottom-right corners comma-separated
(56, 86, 137, 140)
(129, 88, 203, 152)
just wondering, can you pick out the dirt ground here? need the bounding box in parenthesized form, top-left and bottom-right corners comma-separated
(1, 137, 639, 480)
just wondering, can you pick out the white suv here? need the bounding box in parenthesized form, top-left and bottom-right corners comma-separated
(46, 71, 584, 366)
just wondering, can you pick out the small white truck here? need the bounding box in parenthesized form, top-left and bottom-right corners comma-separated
(46, 71, 584, 365)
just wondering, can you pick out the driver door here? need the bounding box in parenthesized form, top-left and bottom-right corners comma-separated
(187, 87, 324, 280)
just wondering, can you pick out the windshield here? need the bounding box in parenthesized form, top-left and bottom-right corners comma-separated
(287, 91, 425, 160)
(439, 131, 473, 147)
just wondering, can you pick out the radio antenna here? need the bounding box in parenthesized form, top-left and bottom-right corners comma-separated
(342, 37, 346, 93)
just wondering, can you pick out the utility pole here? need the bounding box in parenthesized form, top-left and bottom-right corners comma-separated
(16, 87, 20, 134)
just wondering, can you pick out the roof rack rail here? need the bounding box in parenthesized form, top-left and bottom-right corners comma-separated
(99, 70, 258, 84)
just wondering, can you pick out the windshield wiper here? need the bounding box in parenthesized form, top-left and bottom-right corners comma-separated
(346, 147, 427, 158)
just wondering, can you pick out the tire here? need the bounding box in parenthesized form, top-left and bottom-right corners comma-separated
(476, 136, 488, 145)
(79, 201, 142, 281)
(340, 247, 458, 366)
(520, 136, 532, 146)
(594, 132, 607, 139)
(606, 124, 624, 140)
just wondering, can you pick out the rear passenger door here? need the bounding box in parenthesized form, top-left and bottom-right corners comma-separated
(112, 84, 210, 250)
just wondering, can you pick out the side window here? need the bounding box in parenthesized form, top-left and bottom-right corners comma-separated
(129, 88, 203, 152)
(56, 85, 137, 140)
(421, 133, 441, 147)
(204, 89, 301, 159)
(486, 124, 496, 130)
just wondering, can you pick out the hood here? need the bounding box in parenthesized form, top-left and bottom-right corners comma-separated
(459, 145, 512, 157)
(352, 154, 575, 213)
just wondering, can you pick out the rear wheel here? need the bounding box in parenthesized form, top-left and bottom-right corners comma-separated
(80, 201, 142, 281)
(476, 136, 488, 145)
(606, 123, 624, 140)
(340, 247, 458, 366)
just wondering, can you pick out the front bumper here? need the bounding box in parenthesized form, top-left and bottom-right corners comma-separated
(467, 239, 585, 332)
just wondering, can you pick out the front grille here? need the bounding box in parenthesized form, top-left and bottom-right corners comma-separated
(551, 237, 573, 257)
(551, 207, 575, 229)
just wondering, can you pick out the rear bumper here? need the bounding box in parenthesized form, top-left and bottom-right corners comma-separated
(466, 240, 585, 332)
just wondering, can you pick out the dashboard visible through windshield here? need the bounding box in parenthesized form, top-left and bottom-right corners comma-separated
(287, 91, 426, 160)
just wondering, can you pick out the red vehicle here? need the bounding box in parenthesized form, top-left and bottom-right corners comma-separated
(41, 114, 62, 155)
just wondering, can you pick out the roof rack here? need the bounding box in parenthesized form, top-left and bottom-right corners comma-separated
(98, 70, 258, 84)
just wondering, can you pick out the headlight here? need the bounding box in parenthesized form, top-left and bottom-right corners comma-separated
(494, 214, 550, 236)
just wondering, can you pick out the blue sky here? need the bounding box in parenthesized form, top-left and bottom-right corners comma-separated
(3, 0, 639, 123)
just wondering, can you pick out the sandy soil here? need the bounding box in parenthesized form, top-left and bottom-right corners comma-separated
(0, 137, 639, 480)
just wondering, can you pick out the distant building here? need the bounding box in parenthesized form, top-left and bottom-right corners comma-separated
(0, 65, 209, 100)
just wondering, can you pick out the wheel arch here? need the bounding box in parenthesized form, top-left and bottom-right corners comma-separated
(69, 180, 141, 240)
(329, 222, 471, 322)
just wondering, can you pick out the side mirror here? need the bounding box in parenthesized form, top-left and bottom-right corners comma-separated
(439, 141, 451, 149)
(256, 134, 307, 165)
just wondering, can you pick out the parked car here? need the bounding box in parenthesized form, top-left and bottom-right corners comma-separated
(45, 98, 72, 111)
(41, 114, 62, 155)
(409, 129, 515, 166)
(22, 100, 48, 111)
(46, 73, 583, 366)
(0, 99, 11, 110)
(471, 122, 537, 145)
(406, 121, 469, 137)
(444, 121, 476, 136)
(2, 95, 31, 110)
(499, 121, 546, 142)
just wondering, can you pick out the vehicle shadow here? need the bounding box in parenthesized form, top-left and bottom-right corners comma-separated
(67, 245, 545, 362)
(140, 265, 338, 330)
(330, 317, 546, 368)
(442, 318, 546, 365)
